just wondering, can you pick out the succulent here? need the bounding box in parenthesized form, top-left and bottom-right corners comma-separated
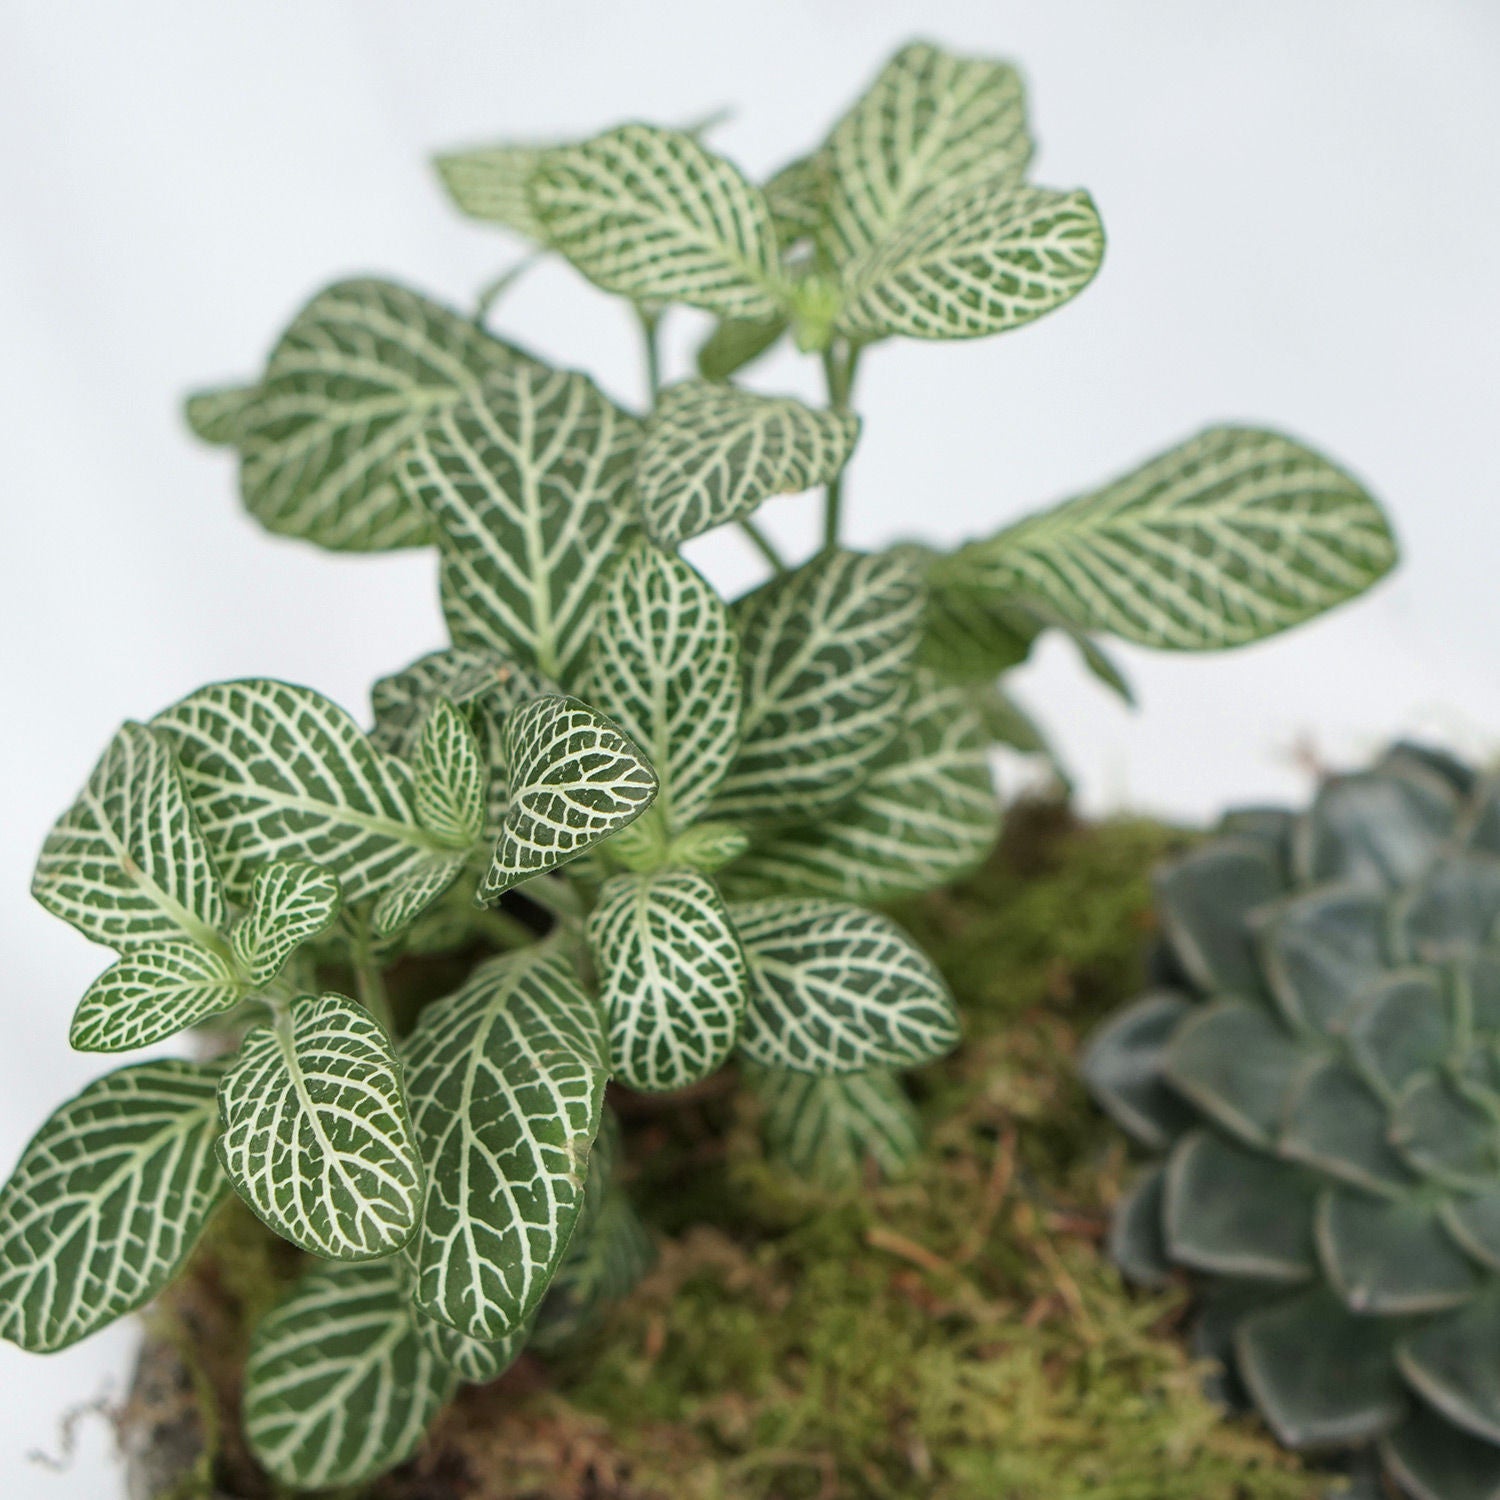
(1084, 743, 1500, 1500)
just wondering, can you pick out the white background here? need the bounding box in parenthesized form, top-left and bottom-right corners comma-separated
(1, 2, 1498, 1493)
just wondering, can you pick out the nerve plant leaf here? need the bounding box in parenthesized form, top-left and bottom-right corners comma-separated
(70, 940, 245, 1053)
(435, 141, 551, 241)
(0, 1060, 225, 1353)
(371, 855, 469, 940)
(588, 869, 749, 1093)
(413, 698, 487, 849)
(696, 314, 787, 382)
(411, 1296, 530, 1387)
(236, 279, 535, 551)
(33, 721, 228, 954)
(482, 695, 658, 901)
(402, 945, 609, 1341)
(712, 549, 924, 824)
(184, 384, 259, 447)
(230, 859, 342, 986)
(725, 670, 998, 903)
(242, 1255, 453, 1490)
(836, 181, 1104, 343)
(153, 679, 438, 906)
(731, 898, 960, 1073)
(217, 993, 423, 1260)
(749, 1064, 921, 1188)
(586, 541, 741, 829)
(764, 153, 830, 244)
(817, 41, 1033, 269)
(398, 362, 640, 683)
(635, 380, 860, 548)
(946, 426, 1398, 651)
(370, 647, 523, 761)
(531, 124, 784, 319)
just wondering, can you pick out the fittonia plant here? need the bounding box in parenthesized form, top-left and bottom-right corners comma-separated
(0, 41, 1397, 1492)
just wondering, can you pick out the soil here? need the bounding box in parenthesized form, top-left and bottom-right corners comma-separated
(118, 801, 1327, 1500)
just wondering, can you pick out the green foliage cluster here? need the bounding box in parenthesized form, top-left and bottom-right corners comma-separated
(3, 40, 1395, 1493)
(1087, 746, 1500, 1500)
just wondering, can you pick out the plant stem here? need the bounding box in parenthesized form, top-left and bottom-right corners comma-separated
(637, 306, 663, 404)
(479, 907, 540, 950)
(352, 941, 395, 1038)
(473, 252, 541, 329)
(739, 517, 789, 574)
(820, 341, 859, 551)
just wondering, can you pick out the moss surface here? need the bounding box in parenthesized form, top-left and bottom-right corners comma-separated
(145, 802, 1321, 1500)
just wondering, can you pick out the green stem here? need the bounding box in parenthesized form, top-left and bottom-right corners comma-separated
(637, 306, 664, 404)
(474, 252, 542, 328)
(739, 517, 789, 574)
(820, 342, 859, 551)
(478, 907, 541, 950)
(352, 942, 395, 1038)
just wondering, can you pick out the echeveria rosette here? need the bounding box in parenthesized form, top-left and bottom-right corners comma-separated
(1083, 744, 1500, 1500)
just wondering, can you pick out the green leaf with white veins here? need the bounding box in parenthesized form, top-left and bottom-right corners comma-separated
(588, 870, 749, 1093)
(711, 549, 923, 824)
(370, 647, 556, 838)
(587, 541, 740, 830)
(154, 680, 439, 906)
(217, 993, 423, 1260)
(372, 854, 469, 940)
(412, 1295, 530, 1386)
(482, 695, 658, 901)
(636, 381, 860, 549)
(243, 1255, 453, 1490)
(0, 1059, 225, 1353)
(414, 698, 486, 849)
(818, 42, 1032, 269)
(370, 647, 540, 760)
(837, 182, 1104, 342)
(402, 945, 609, 1341)
(732, 898, 959, 1074)
(435, 142, 551, 241)
(237, 278, 535, 551)
(184, 384, 259, 447)
(531, 125, 783, 319)
(71, 940, 245, 1053)
(946, 426, 1398, 650)
(750, 1064, 921, 1188)
(725, 670, 998, 903)
(33, 721, 228, 954)
(764, 153, 830, 243)
(398, 363, 640, 683)
(230, 859, 341, 986)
